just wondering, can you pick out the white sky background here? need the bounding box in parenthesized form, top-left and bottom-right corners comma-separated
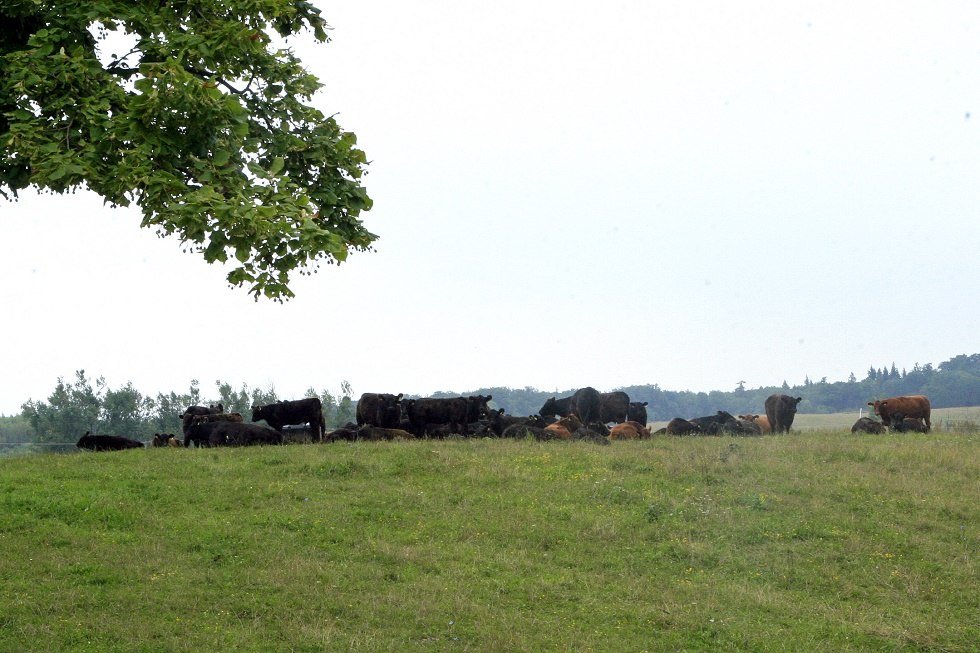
(2, 1, 979, 415)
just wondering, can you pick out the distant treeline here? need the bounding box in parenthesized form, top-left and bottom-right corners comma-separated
(2, 354, 978, 444)
(434, 354, 980, 421)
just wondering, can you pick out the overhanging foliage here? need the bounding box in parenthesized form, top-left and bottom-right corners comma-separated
(1, 1, 375, 299)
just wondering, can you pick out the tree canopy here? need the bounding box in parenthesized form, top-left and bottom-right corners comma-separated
(1, 1, 375, 299)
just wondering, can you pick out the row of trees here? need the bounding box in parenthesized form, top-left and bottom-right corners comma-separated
(4, 354, 978, 444)
(10, 371, 354, 443)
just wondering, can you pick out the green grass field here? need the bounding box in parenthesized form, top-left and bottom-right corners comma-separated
(1, 430, 977, 652)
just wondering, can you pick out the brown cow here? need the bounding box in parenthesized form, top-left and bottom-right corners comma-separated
(544, 414, 582, 440)
(738, 414, 772, 434)
(868, 395, 931, 431)
(608, 421, 650, 440)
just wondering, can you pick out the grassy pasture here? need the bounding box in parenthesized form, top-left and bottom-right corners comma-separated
(0, 430, 977, 652)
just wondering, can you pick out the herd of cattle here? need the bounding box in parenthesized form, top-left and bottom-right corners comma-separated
(73, 389, 934, 451)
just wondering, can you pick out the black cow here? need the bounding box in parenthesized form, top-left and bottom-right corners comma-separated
(405, 395, 493, 436)
(627, 401, 648, 425)
(734, 418, 763, 435)
(851, 417, 886, 434)
(539, 395, 573, 419)
(184, 420, 283, 447)
(76, 432, 144, 451)
(765, 394, 802, 433)
(689, 411, 740, 435)
(598, 391, 631, 424)
(570, 387, 601, 425)
(179, 404, 225, 434)
(252, 398, 325, 442)
(889, 412, 928, 433)
(356, 393, 403, 428)
(664, 418, 701, 435)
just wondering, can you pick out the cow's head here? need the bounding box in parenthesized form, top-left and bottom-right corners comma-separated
(539, 397, 558, 417)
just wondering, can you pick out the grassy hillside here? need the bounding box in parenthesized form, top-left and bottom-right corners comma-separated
(1, 431, 977, 652)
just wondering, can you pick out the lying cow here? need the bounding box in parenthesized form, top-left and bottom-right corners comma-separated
(608, 421, 650, 440)
(868, 395, 931, 431)
(544, 414, 584, 440)
(738, 414, 772, 434)
(151, 433, 182, 447)
(889, 412, 928, 433)
(851, 417, 886, 434)
(183, 420, 283, 447)
(689, 411, 740, 435)
(76, 432, 144, 451)
(665, 418, 702, 435)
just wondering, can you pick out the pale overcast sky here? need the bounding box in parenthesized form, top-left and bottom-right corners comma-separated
(2, 1, 979, 415)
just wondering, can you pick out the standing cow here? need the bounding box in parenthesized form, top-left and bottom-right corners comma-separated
(252, 398, 325, 442)
(598, 391, 631, 424)
(765, 394, 802, 433)
(356, 393, 404, 428)
(868, 395, 931, 431)
(570, 387, 601, 425)
(627, 401, 648, 426)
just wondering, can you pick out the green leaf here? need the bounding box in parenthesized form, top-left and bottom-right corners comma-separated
(213, 150, 230, 166)
(269, 157, 284, 175)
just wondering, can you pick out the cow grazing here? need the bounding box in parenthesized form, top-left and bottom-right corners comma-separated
(627, 401, 648, 425)
(765, 395, 802, 433)
(609, 421, 650, 440)
(851, 417, 886, 434)
(356, 393, 404, 428)
(665, 418, 701, 435)
(888, 413, 929, 433)
(76, 432, 144, 451)
(599, 391, 631, 424)
(252, 398, 325, 441)
(184, 420, 283, 447)
(868, 395, 931, 431)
